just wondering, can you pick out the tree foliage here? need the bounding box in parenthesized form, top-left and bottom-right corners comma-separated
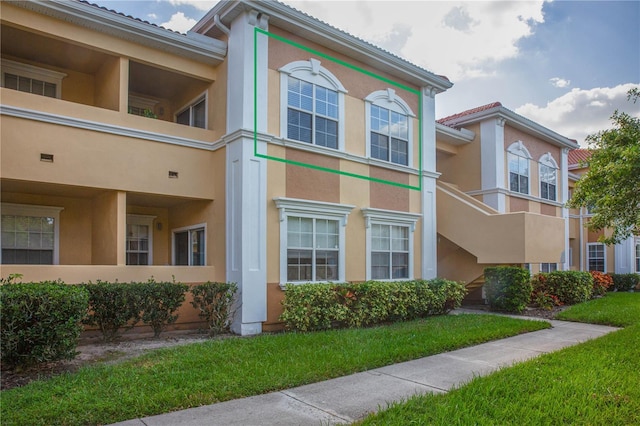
(568, 87, 640, 244)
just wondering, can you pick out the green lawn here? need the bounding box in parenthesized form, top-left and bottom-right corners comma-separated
(1, 314, 547, 426)
(360, 292, 640, 425)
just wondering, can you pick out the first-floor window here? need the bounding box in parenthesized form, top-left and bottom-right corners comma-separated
(371, 224, 409, 279)
(0, 204, 62, 265)
(635, 239, 640, 273)
(540, 263, 557, 273)
(587, 243, 605, 272)
(287, 217, 339, 282)
(126, 215, 155, 265)
(174, 226, 205, 266)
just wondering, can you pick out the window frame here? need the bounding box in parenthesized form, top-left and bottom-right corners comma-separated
(279, 59, 347, 151)
(175, 93, 207, 129)
(539, 153, 558, 202)
(1, 203, 63, 265)
(361, 208, 420, 281)
(635, 238, 640, 273)
(274, 197, 354, 286)
(172, 223, 206, 266)
(507, 141, 532, 195)
(126, 214, 155, 266)
(540, 263, 557, 273)
(365, 89, 415, 167)
(587, 242, 606, 272)
(1, 59, 66, 99)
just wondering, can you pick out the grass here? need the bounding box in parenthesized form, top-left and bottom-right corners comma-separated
(1, 314, 547, 426)
(360, 292, 640, 425)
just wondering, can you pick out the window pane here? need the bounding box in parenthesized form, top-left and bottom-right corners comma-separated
(174, 231, 189, 265)
(392, 252, 409, 279)
(371, 133, 389, 161)
(391, 226, 409, 251)
(371, 252, 390, 280)
(191, 229, 205, 266)
(390, 111, 408, 139)
(44, 82, 57, 98)
(390, 138, 408, 166)
(372, 224, 390, 250)
(287, 109, 312, 143)
(316, 250, 338, 281)
(192, 99, 206, 129)
(287, 249, 312, 281)
(315, 117, 338, 149)
(5, 73, 18, 90)
(176, 109, 190, 125)
(519, 175, 529, 194)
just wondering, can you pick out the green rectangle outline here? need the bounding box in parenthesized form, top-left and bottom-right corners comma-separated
(253, 27, 422, 191)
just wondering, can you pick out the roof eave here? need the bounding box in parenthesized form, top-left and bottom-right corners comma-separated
(16, 0, 227, 65)
(442, 106, 579, 150)
(195, 0, 452, 92)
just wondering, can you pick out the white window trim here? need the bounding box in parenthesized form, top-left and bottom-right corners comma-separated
(587, 242, 606, 272)
(1, 59, 66, 99)
(361, 207, 420, 281)
(175, 92, 207, 128)
(274, 197, 354, 287)
(126, 214, 155, 266)
(539, 152, 559, 202)
(171, 223, 207, 266)
(1, 203, 64, 265)
(507, 141, 532, 195)
(365, 89, 415, 167)
(279, 58, 347, 151)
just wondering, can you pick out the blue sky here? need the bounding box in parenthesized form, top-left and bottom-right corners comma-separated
(91, 0, 639, 146)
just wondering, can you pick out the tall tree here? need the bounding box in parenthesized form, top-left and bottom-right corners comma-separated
(567, 88, 640, 244)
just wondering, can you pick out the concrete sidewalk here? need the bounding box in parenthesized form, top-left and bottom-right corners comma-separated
(111, 317, 619, 426)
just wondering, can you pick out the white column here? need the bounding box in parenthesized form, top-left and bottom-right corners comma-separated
(614, 236, 635, 274)
(225, 10, 269, 335)
(561, 148, 570, 270)
(480, 117, 506, 212)
(421, 87, 438, 279)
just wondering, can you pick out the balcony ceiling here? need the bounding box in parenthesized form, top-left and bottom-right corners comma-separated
(1, 25, 112, 74)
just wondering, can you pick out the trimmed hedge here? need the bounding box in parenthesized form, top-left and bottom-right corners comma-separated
(0, 280, 88, 368)
(609, 273, 640, 292)
(484, 266, 532, 313)
(190, 281, 238, 336)
(530, 271, 592, 305)
(139, 278, 189, 337)
(280, 279, 466, 332)
(83, 281, 144, 342)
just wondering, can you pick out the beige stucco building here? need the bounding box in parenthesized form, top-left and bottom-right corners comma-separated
(1, 0, 592, 334)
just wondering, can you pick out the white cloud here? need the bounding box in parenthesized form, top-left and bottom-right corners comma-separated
(550, 77, 571, 88)
(148, 13, 158, 20)
(282, 1, 548, 81)
(161, 12, 197, 33)
(515, 83, 640, 146)
(166, 0, 217, 12)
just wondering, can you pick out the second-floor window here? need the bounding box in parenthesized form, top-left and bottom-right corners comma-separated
(1, 59, 65, 99)
(507, 142, 532, 195)
(287, 76, 338, 148)
(176, 96, 206, 129)
(539, 153, 559, 202)
(370, 105, 409, 166)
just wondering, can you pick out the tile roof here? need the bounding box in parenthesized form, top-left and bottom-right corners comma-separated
(78, 0, 183, 34)
(437, 102, 502, 125)
(568, 148, 592, 166)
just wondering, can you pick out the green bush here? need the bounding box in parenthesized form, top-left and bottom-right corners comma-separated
(190, 281, 238, 336)
(83, 281, 143, 342)
(279, 279, 466, 332)
(139, 278, 188, 337)
(0, 280, 88, 368)
(484, 266, 532, 313)
(609, 273, 640, 292)
(531, 271, 592, 305)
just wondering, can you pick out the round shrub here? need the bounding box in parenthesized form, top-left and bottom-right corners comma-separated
(484, 266, 532, 313)
(589, 271, 613, 297)
(1, 280, 89, 368)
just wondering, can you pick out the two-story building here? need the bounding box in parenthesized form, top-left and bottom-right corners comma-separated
(1, 0, 580, 334)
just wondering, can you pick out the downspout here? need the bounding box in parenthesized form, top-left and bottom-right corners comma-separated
(579, 208, 584, 271)
(214, 14, 231, 36)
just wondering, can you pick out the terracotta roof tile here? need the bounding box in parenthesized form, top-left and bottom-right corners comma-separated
(437, 102, 502, 125)
(568, 149, 592, 166)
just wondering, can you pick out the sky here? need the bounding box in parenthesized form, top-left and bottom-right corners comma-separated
(91, 0, 640, 146)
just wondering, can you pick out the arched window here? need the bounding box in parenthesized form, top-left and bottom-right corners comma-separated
(365, 89, 415, 167)
(507, 141, 532, 195)
(539, 152, 558, 201)
(279, 59, 346, 150)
